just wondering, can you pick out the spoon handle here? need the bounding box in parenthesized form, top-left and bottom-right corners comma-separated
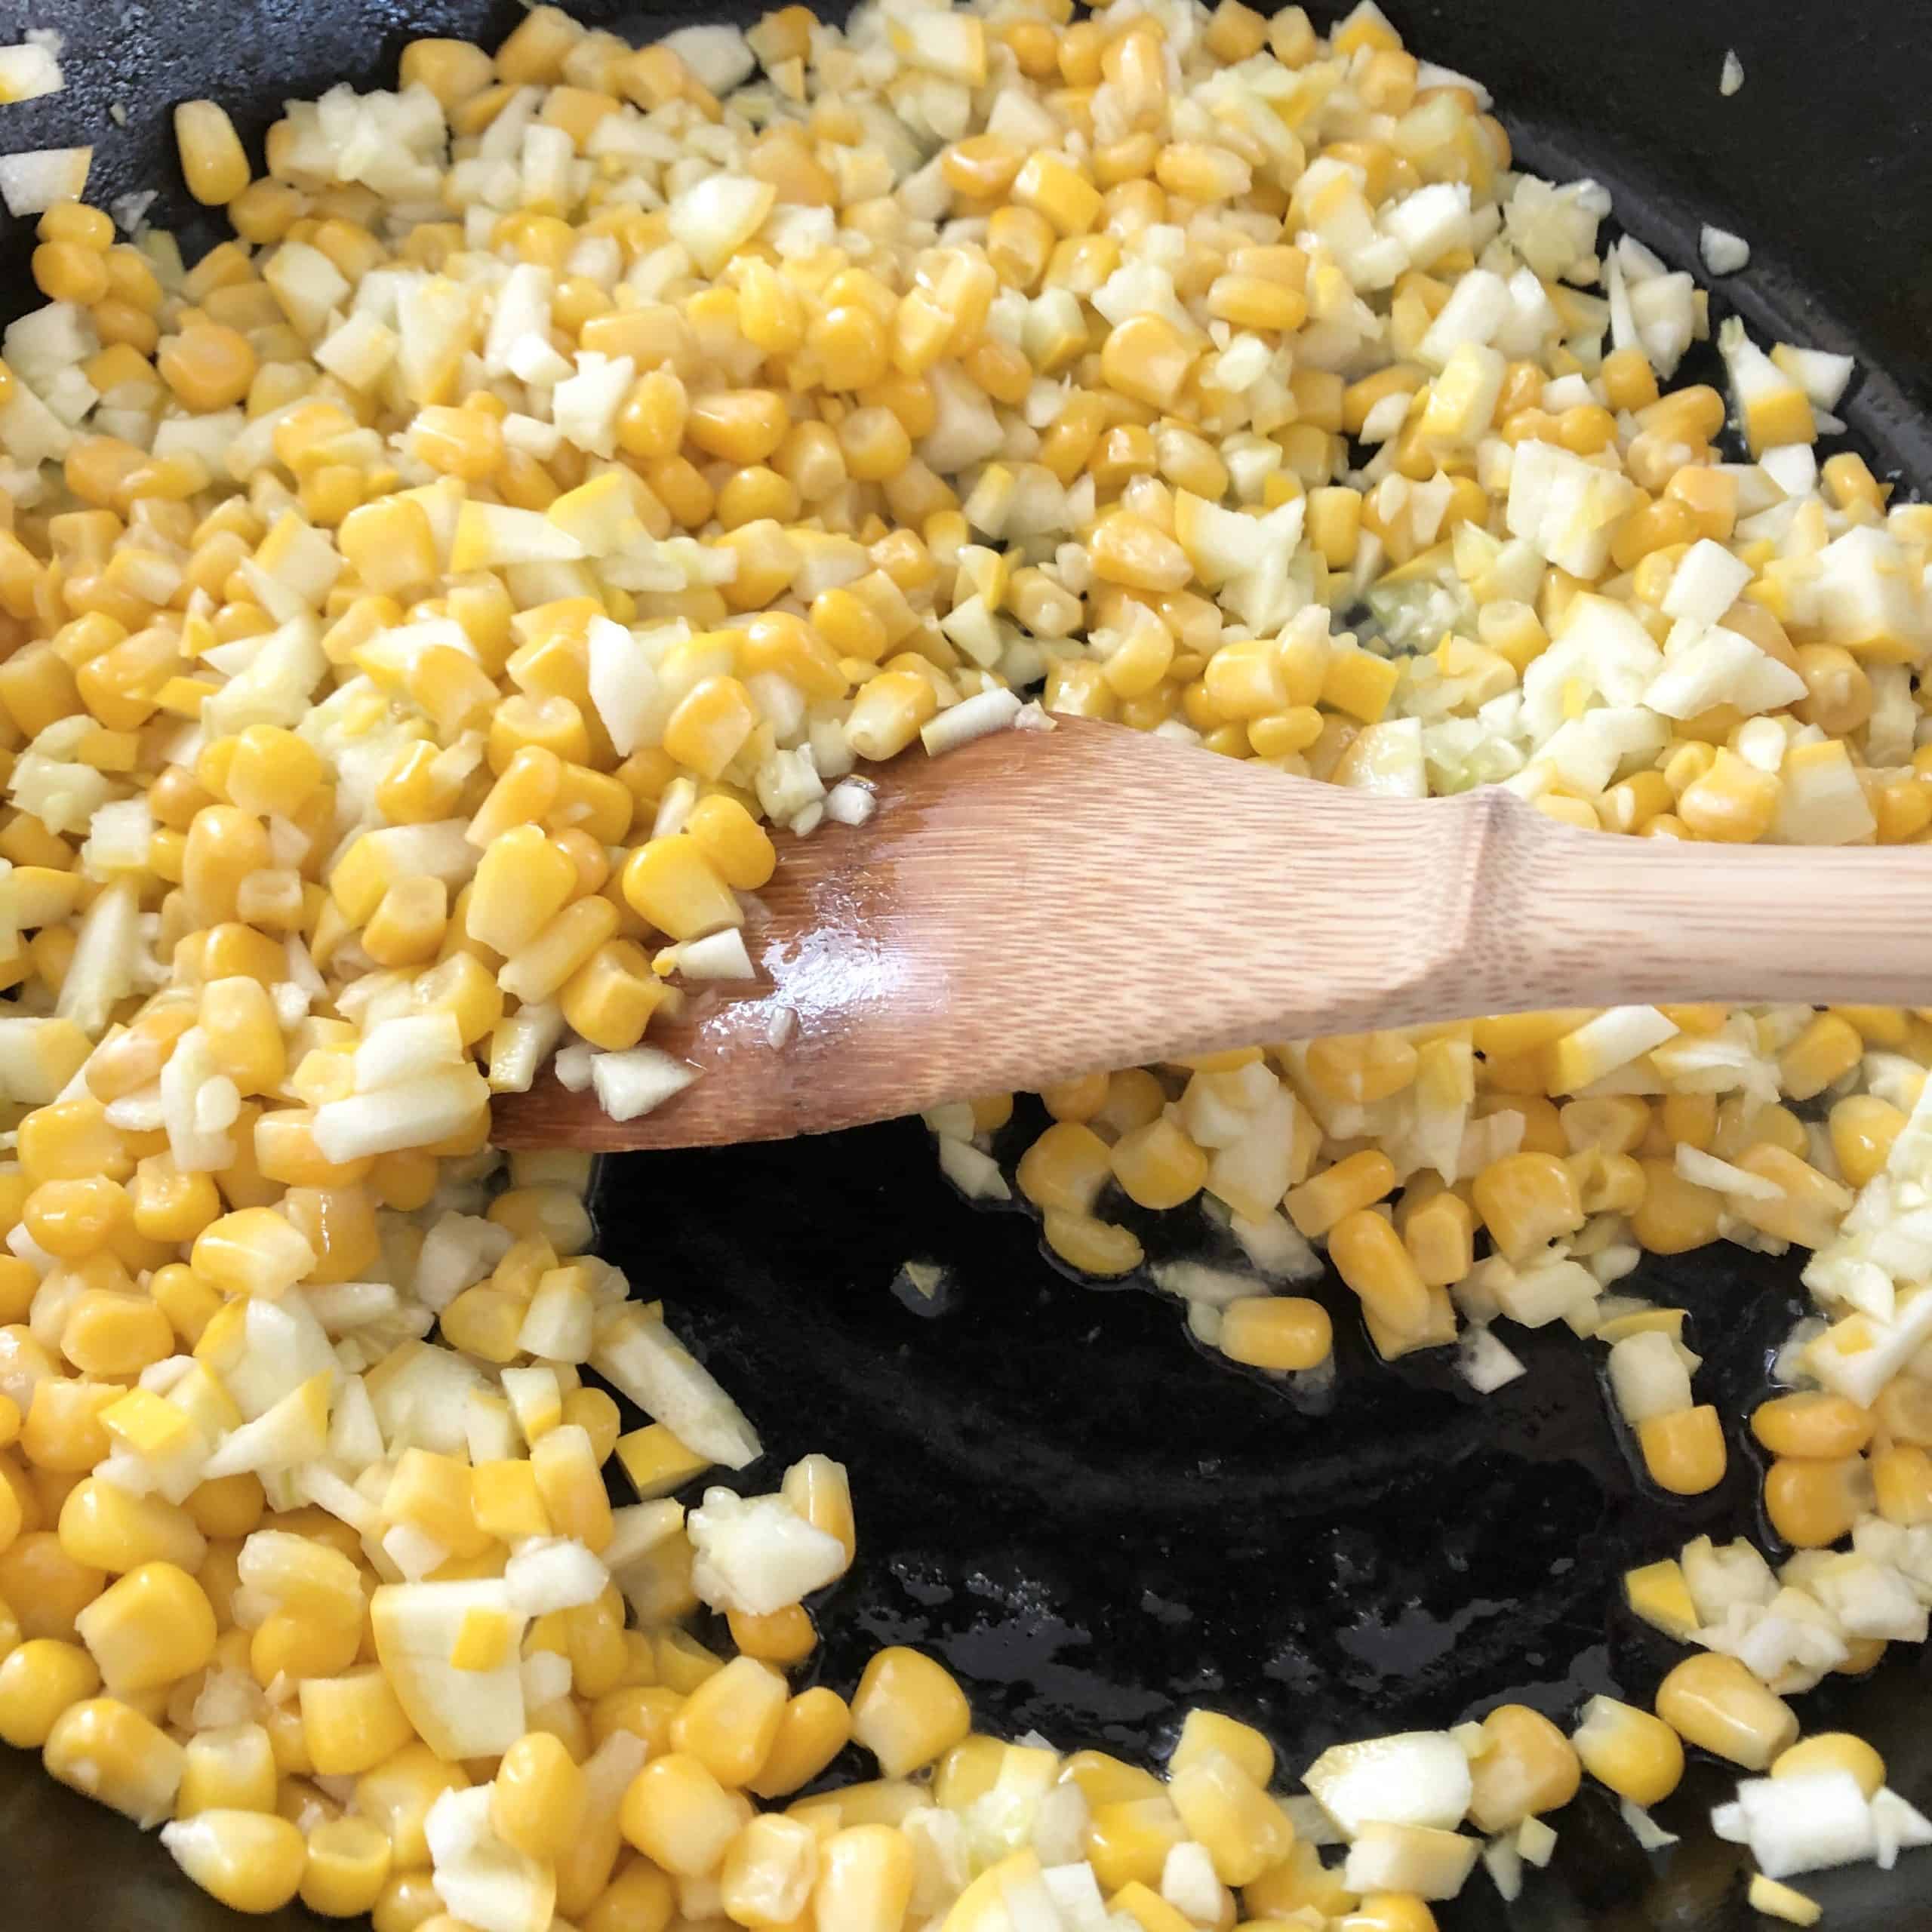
(1462, 798, 1932, 1017)
(494, 721, 1932, 1151)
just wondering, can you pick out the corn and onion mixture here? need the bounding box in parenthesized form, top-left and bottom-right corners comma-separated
(0, 0, 1926, 1924)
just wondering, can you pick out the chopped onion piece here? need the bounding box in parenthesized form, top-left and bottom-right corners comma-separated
(1305, 1731, 1473, 1835)
(0, 38, 61, 102)
(688, 1487, 846, 1615)
(921, 686, 1023, 757)
(504, 1538, 609, 1615)
(1620, 1799, 1678, 1850)
(590, 1304, 761, 1468)
(676, 929, 754, 980)
(1458, 1327, 1526, 1393)
(937, 1134, 1010, 1201)
(1716, 1770, 1875, 1878)
(1700, 225, 1750, 275)
(589, 1044, 698, 1121)
(1607, 1330, 1694, 1424)
(0, 144, 89, 215)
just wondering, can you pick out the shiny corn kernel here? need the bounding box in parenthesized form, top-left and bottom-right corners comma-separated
(1217, 1296, 1331, 1372)
(1655, 1654, 1797, 1770)
(174, 101, 252, 205)
(620, 1751, 745, 1876)
(161, 1810, 308, 1915)
(1571, 1694, 1684, 1807)
(851, 1646, 971, 1777)
(491, 1727, 587, 1860)
(1638, 1405, 1727, 1497)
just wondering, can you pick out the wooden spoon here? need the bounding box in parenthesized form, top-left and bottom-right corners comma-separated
(492, 714, 1932, 1151)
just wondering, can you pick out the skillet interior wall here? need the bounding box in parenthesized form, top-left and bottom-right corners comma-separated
(0, 2, 1929, 1927)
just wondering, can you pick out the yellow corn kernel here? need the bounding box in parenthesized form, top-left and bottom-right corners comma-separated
(1764, 1454, 1872, 1546)
(1624, 1558, 1700, 1641)
(737, 1686, 848, 1801)
(1779, 1013, 1863, 1102)
(1740, 1875, 1821, 1928)
(1106, 1115, 1205, 1211)
(1629, 1157, 1724, 1254)
(1078, 1794, 1181, 1893)
(810, 1823, 914, 1932)
(1282, 1152, 1393, 1238)
(354, 1743, 469, 1869)
(682, 794, 776, 892)
(23, 1175, 131, 1263)
(192, 1206, 315, 1298)
(398, 34, 493, 105)
(669, 1652, 788, 1787)
(370, 1871, 443, 1932)
(686, 389, 789, 465)
(1109, 1881, 1194, 1932)
(174, 100, 251, 205)
(497, 895, 621, 1004)
(1677, 746, 1779, 842)
(1751, 1391, 1874, 1460)
(21, 1381, 120, 1480)
(178, 1721, 278, 1817)
(0, 1638, 101, 1748)
(183, 804, 272, 927)
(531, 1423, 613, 1552)
(1466, 1703, 1580, 1834)
(1321, 648, 1401, 724)
(1402, 1191, 1475, 1290)
(1088, 511, 1192, 595)
(300, 1667, 414, 1777)
(1329, 1208, 1432, 1339)
(72, 1559, 215, 1695)
(619, 835, 740, 944)
(614, 1422, 711, 1502)
(198, 974, 288, 1097)
(490, 1727, 586, 1861)
(619, 1750, 745, 1875)
(383, 1447, 489, 1560)
(158, 321, 257, 412)
(1306, 1029, 1420, 1106)
(252, 1609, 359, 1686)
(850, 1646, 971, 1778)
(1872, 1442, 1932, 1525)
(300, 1814, 393, 1919)
(727, 1603, 815, 1669)
(44, 1695, 184, 1824)
(1571, 1694, 1683, 1806)
(1472, 1152, 1584, 1261)
(1654, 1654, 1797, 1770)
(844, 669, 940, 761)
(1217, 1296, 1333, 1373)
(716, 1810, 817, 1927)
(1043, 1205, 1143, 1282)
(57, 1476, 205, 1575)
(1638, 1405, 1727, 1497)
(1168, 1744, 1293, 1886)
(1770, 1732, 1887, 1801)
(558, 940, 666, 1051)
(662, 674, 758, 781)
(161, 1808, 308, 1914)
(1831, 1089, 1909, 1189)
(464, 823, 576, 958)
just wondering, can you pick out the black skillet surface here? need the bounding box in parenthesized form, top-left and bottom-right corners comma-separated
(3, 2, 1932, 1926)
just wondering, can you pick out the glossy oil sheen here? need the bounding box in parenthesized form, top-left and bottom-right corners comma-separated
(1, 3, 1930, 1929)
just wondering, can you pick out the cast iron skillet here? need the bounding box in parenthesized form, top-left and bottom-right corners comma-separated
(3, 4, 1931, 1927)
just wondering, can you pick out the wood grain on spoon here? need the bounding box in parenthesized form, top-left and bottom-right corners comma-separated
(493, 714, 1932, 1150)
